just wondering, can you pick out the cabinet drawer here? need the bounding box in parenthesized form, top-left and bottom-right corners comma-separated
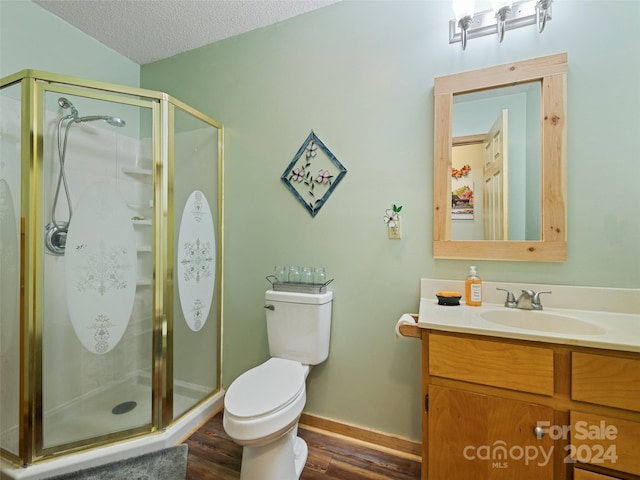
(572, 352, 640, 412)
(571, 411, 640, 476)
(428, 334, 554, 395)
(574, 468, 622, 480)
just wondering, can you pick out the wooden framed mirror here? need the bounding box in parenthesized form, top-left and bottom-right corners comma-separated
(433, 53, 568, 261)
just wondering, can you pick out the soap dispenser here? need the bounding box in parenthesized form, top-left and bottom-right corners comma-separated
(465, 265, 482, 306)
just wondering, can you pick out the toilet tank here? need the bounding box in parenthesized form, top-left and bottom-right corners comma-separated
(264, 290, 333, 365)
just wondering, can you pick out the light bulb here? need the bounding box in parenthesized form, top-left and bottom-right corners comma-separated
(491, 0, 513, 12)
(452, 0, 475, 21)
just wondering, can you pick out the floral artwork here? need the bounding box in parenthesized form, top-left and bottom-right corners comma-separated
(452, 179, 474, 219)
(281, 131, 347, 217)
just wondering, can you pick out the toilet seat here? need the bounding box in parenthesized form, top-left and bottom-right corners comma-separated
(224, 358, 308, 446)
(225, 358, 306, 419)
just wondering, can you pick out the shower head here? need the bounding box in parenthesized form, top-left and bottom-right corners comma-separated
(77, 115, 126, 127)
(58, 97, 79, 119)
(57, 98, 125, 127)
(58, 97, 72, 109)
(106, 116, 126, 127)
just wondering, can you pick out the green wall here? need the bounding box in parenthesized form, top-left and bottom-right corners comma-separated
(0, 0, 138, 83)
(141, 0, 639, 441)
(5, 0, 639, 443)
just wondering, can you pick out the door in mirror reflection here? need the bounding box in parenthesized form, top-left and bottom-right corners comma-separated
(484, 109, 508, 240)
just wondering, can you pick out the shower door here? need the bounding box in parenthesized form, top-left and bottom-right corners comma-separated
(38, 86, 158, 451)
(171, 101, 222, 421)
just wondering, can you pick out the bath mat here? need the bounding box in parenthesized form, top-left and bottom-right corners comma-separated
(47, 444, 188, 480)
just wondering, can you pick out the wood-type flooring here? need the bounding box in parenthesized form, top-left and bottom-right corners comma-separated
(185, 412, 421, 480)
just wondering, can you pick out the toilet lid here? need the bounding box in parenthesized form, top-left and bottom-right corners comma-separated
(225, 358, 306, 418)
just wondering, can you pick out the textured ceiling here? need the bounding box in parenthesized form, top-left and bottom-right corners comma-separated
(33, 0, 338, 65)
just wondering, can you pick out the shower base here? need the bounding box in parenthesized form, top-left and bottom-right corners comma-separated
(0, 386, 224, 480)
(41, 375, 206, 448)
(44, 377, 152, 448)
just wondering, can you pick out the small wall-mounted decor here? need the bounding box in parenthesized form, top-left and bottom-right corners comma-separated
(281, 131, 347, 217)
(383, 204, 402, 228)
(384, 204, 403, 239)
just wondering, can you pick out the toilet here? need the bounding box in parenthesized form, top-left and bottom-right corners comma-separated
(223, 289, 333, 480)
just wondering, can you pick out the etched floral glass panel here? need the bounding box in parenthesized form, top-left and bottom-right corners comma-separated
(177, 190, 215, 332)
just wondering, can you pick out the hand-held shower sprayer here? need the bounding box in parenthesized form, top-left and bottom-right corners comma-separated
(44, 97, 126, 255)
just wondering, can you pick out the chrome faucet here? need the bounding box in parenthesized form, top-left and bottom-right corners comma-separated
(496, 288, 552, 310)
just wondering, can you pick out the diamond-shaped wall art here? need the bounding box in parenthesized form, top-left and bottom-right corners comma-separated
(281, 131, 347, 217)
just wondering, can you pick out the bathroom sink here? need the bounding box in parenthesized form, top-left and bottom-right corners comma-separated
(480, 309, 606, 335)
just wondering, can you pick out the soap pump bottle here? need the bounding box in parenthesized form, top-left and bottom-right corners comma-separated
(465, 265, 482, 306)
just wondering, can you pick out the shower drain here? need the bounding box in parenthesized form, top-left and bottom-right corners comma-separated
(112, 401, 137, 415)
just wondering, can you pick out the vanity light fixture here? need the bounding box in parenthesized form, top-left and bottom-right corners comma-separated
(450, 0, 552, 50)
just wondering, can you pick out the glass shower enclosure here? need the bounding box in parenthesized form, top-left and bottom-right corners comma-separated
(0, 70, 222, 466)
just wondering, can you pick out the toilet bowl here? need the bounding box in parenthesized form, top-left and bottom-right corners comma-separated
(223, 358, 310, 480)
(223, 290, 333, 480)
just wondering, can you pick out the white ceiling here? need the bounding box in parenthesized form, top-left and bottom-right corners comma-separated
(33, 0, 338, 65)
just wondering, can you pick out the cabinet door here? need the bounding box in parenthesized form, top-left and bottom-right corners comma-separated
(429, 385, 555, 480)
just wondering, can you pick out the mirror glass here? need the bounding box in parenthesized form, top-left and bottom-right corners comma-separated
(451, 82, 541, 241)
(433, 53, 568, 262)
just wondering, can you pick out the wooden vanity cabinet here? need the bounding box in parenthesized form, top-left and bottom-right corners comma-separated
(424, 332, 562, 480)
(421, 330, 640, 480)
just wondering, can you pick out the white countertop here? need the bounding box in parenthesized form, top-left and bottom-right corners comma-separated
(418, 278, 640, 352)
(418, 297, 640, 352)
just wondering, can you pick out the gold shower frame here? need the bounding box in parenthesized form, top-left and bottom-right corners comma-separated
(0, 70, 224, 466)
